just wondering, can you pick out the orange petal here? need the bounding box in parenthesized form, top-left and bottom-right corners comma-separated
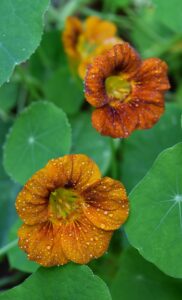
(18, 222, 68, 267)
(136, 58, 170, 92)
(132, 88, 165, 105)
(91, 103, 138, 138)
(15, 168, 55, 225)
(51, 154, 101, 192)
(135, 100, 165, 130)
(94, 37, 123, 56)
(94, 21, 117, 41)
(16, 190, 48, 225)
(78, 55, 94, 79)
(78, 38, 123, 80)
(82, 177, 129, 230)
(61, 215, 112, 264)
(45, 155, 101, 191)
(85, 43, 141, 107)
(16, 166, 63, 226)
(24, 167, 60, 198)
(130, 58, 170, 120)
(84, 16, 101, 41)
(62, 16, 83, 58)
(15, 163, 65, 225)
(84, 16, 117, 42)
(16, 155, 101, 225)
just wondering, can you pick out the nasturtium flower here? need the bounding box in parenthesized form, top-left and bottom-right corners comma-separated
(16, 154, 129, 267)
(85, 43, 170, 138)
(62, 16, 122, 79)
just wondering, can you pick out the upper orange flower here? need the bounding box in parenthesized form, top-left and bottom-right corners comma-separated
(16, 154, 129, 267)
(62, 16, 122, 79)
(85, 43, 170, 138)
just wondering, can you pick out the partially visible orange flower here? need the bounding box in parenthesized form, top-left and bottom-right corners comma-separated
(16, 154, 129, 267)
(85, 43, 170, 138)
(62, 16, 122, 79)
(62, 16, 82, 59)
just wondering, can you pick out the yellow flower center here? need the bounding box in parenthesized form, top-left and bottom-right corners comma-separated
(105, 75, 131, 101)
(77, 35, 97, 58)
(49, 187, 81, 221)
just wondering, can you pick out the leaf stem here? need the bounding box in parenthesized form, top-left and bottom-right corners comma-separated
(0, 239, 18, 257)
(81, 7, 131, 28)
(47, 0, 93, 29)
(16, 67, 41, 100)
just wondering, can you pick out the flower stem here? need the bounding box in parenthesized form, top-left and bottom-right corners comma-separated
(110, 138, 118, 179)
(0, 239, 18, 257)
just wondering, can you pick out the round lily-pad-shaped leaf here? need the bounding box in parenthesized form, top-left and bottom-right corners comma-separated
(0, 0, 49, 86)
(0, 264, 111, 300)
(120, 104, 182, 191)
(3, 102, 71, 185)
(111, 247, 182, 300)
(125, 143, 182, 278)
(70, 112, 112, 174)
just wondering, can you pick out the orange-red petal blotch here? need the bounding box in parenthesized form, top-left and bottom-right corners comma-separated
(85, 43, 170, 138)
(16, 154, 129, 267)
(62, 16, 122, 79)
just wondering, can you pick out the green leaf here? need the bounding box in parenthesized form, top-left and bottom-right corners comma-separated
(3, 101, 71, 185)
(70, 112, 112, 174)
(89, 230, 123, 287)
(176, 84, 182, 108)
(0, 0, 50, 86)
(44, 66, 83, 115)
(125, 143, 182, 278)
(152, 0, 182, 33)
(103, 0, 131, 12)
(113, 0, 130, 7)
(120, 104, 182, 192)
(8, 220, 38, 273)
(0, 119, 19, 247)
(0, 82, 18, 115)
(0, 119, 10, 179)
(0, 180, 19, 247)
(111, 247, 182, 300)
(130, 6, 173, 58)
(0, 264, 112, 300)
(29, 30, 67, 81)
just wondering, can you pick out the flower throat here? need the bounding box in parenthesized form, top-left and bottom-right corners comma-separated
(49, 187, 80, 220)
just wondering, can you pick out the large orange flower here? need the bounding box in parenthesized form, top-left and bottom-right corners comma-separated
(85, 43, 170, 138)
(62, 16, 122, 79)
(16, 154, 129, 267)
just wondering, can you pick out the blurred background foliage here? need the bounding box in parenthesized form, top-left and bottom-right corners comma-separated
(0, 0, 182, 299)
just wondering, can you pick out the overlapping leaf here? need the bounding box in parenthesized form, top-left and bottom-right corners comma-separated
(111, 248, 182, 300)
(0, 264, 111, 300)
(125, 143, 182, 278)
(0, 0, 49, 86)
(3, 102, 71, 184)
(120, 104, 182, 191)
